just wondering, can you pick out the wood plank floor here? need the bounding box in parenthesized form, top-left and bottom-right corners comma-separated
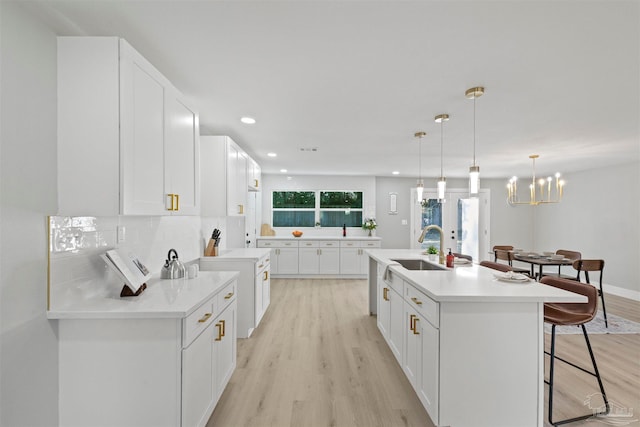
(207, 279, 640, 427)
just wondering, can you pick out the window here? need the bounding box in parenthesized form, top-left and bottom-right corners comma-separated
(272, 190, 363, 227)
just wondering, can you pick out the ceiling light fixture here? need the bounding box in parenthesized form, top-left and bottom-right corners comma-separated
(414, 131, 426, 203)
(392, 171, 400, 175)
(465, 86, 484, 198)
(240, 117, 256, 124)
(267, 152, 277, 157)
(280, 169, 287, 173)
(507, 155, 565, 206)
(435, 114, 449, 203)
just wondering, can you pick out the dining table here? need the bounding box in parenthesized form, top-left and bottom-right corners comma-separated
(512, 253, 575, 280)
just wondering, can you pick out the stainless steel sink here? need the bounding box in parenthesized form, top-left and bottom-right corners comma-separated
(390, 259, 448, 271)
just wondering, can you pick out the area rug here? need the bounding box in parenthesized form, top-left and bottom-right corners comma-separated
(544, 311, 640, 335)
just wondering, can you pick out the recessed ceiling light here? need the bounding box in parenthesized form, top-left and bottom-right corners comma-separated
(267, 152, 277, 157)
(280, 169, 287, 173)
(240, 117, 256, 124)
(392, 171, 400, 175)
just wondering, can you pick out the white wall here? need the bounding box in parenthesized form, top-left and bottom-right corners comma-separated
(261, 174, 376, 238)
(534, 161, 640, 297)
(1, 2, 59, 424)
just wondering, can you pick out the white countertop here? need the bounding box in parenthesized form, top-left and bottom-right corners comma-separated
(201, 248, 270, 262)
(367, 249, 586, 303)
(257, 235, 382, 241)
(47, 271, 239, 320)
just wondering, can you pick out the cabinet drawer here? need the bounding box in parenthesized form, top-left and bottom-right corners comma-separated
(340, 241, 360, 248)
(255, 254, 270, 274)
(299, 240, 319, 248)
(183, 298, 215, 347)
(320, 241, 339, 248)
(217, 280, 237, 312)
(361, 240, 381, 248)
(405, 284, 439, 328)
(257, 240, 298, 248)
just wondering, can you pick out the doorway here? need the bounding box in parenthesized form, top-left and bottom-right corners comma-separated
(410, 188, 490, 263)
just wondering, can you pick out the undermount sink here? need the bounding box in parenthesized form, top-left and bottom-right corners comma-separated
(391, 259, 448, 271)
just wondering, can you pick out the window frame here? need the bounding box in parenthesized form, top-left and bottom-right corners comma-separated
(271, 190, 364, 228)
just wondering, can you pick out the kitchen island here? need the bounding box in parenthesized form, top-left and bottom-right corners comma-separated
(367, 249, 585, 427)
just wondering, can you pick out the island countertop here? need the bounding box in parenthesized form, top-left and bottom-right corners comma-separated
(47, 271, 240, 320)
(366, 249, 585, 303)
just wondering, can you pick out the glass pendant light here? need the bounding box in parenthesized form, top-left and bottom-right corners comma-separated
(466, 86, 484, 198)
(435, 114, 449, 203)
(414, 132, 426, 203)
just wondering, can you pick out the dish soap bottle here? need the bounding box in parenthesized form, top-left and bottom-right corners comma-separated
(446, 248, 454, 268)
(343, 224, 346, 237)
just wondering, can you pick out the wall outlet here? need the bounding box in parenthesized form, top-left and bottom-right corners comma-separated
(117, 225, 126, 243)
(401, 219, 408, 225)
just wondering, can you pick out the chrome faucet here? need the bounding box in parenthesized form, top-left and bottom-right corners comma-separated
(418, 224, 445, 264)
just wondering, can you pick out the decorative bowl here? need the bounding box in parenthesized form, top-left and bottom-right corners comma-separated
(543, 251, 555, 256)
(292, 230, 303, 237)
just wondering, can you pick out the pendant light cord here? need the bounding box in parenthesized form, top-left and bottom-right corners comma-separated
(473, 96, 477, 167)
(440, 120, 444, 177)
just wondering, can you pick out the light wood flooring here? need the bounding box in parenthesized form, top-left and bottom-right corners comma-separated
(207, 279, 640, 427)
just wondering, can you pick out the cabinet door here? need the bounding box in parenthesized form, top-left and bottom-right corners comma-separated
(226, 143, 239, 215)
(388, 287, 404, 364)
(120, 40, 166, 215)
(254, 272, 264, 325)
(418, 317, 439, 423)
(340, 247, 361, 275)
(213, 301, 237, 402)
(298, 248, 320, 274)
(404, 306, 421, 390)
(377, 281, 391, 337)
(262, 267, 271, 315)
(319, 248, 340, 274)
(182, 321, 214, 427)
(277, 248, 299, 274)
(164, 90, 199, 215)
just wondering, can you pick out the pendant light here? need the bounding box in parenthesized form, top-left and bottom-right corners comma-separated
(466, 86, 484, 198)
(414, 131, 426, 203)
(435, 114, 449, 203)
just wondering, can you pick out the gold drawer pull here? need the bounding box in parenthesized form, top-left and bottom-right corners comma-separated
(198, 313, 212, 323)
(383, 287, 389, 301)
(224, 292, 234, 299)
(263, 271, 269, 281)
(413, 317, 420, 335)
(215, 322, 223, 341)
(411, 297, 423, 306)
(409, 314, 417, 332)
(220, 319, 226, 337)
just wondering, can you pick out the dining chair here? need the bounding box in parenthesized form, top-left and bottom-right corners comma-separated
(479, 260, 512, 273)
(540, 249, 582, 279)
(492, 245, 513, 261)
(494, 249, 531, 276)
(540, 276, 609, 426)
(573, 259, 608, 328)
(452, 252, 472, 262)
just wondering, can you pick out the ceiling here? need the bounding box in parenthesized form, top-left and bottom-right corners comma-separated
(24, 0, 639, 179)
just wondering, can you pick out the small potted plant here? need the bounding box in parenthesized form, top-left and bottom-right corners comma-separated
(362, 218, 377, 237)
(427, 245, 438, 262)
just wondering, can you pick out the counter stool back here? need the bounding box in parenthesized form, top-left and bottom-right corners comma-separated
(494, 249, 531, 276)
(540, 276, 609, 426)
(573, 259, 607, 328)
(479, 260, 512, 273)
(452, 252, 472, 262)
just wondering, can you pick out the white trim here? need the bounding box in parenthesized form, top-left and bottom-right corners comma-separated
(605, 283, 640, 301)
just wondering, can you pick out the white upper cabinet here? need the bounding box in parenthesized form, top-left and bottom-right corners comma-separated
(248, 158, 261, 191)
(201, 136, 260, 217)
(57, 37, 199, 216)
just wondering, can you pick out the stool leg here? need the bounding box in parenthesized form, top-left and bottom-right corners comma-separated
(582, 324, 609, 415)
(599, 286, 608, 328)
(548, 325, 557, 425)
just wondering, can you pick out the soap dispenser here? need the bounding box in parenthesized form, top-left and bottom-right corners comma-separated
(446, 248, 454, 268)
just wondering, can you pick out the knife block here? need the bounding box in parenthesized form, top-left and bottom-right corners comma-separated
(204, 239, 218, 256)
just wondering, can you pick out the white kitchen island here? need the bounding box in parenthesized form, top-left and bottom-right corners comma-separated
(367, 249, 585, 427)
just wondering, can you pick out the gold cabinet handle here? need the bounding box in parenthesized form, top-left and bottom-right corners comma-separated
(411, 297, 423, 306)
(413, 317, 420, 335)
(174, 194, 179, 211)
(215, 322, 223, 341)
(409, 314, 417, 332)
(224, 292, 234, 300)
(258, 264, 264, 269)
(254, 179, 259, 188)
(198, 312, 212, 323)
(238, 204, 244, 214)
(263, 271, 269, 281)
(265, 258, 270, 263)
(220, 319, 226, 337)
(167, 193, 176, 211)
(383, 287, 389, 301)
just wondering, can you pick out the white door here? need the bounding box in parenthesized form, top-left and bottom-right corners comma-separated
(411, 189, 490, 263)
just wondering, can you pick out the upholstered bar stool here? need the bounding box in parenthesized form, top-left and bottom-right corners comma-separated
(540, 276, 609, 426)
(573, 259, 608, 328)
(479, 260, 512, 273)
(494, 249, 532, 276)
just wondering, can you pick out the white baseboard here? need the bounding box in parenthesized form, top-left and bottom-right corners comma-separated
(605, 283, 640, 301)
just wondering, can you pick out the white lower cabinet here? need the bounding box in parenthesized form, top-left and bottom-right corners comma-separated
(340, 240, 381, 275)
(57, 279, 237, 427)
(200, 251, 270, 338)
(257, 240, 298, 275)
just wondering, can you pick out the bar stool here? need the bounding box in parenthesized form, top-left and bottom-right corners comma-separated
(540, 276, 609, 426)
(494, 249, 532, 277)
(573, 259, 608, 328)
(452, 252, 472, 262)
(479, 260, 512, 273)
